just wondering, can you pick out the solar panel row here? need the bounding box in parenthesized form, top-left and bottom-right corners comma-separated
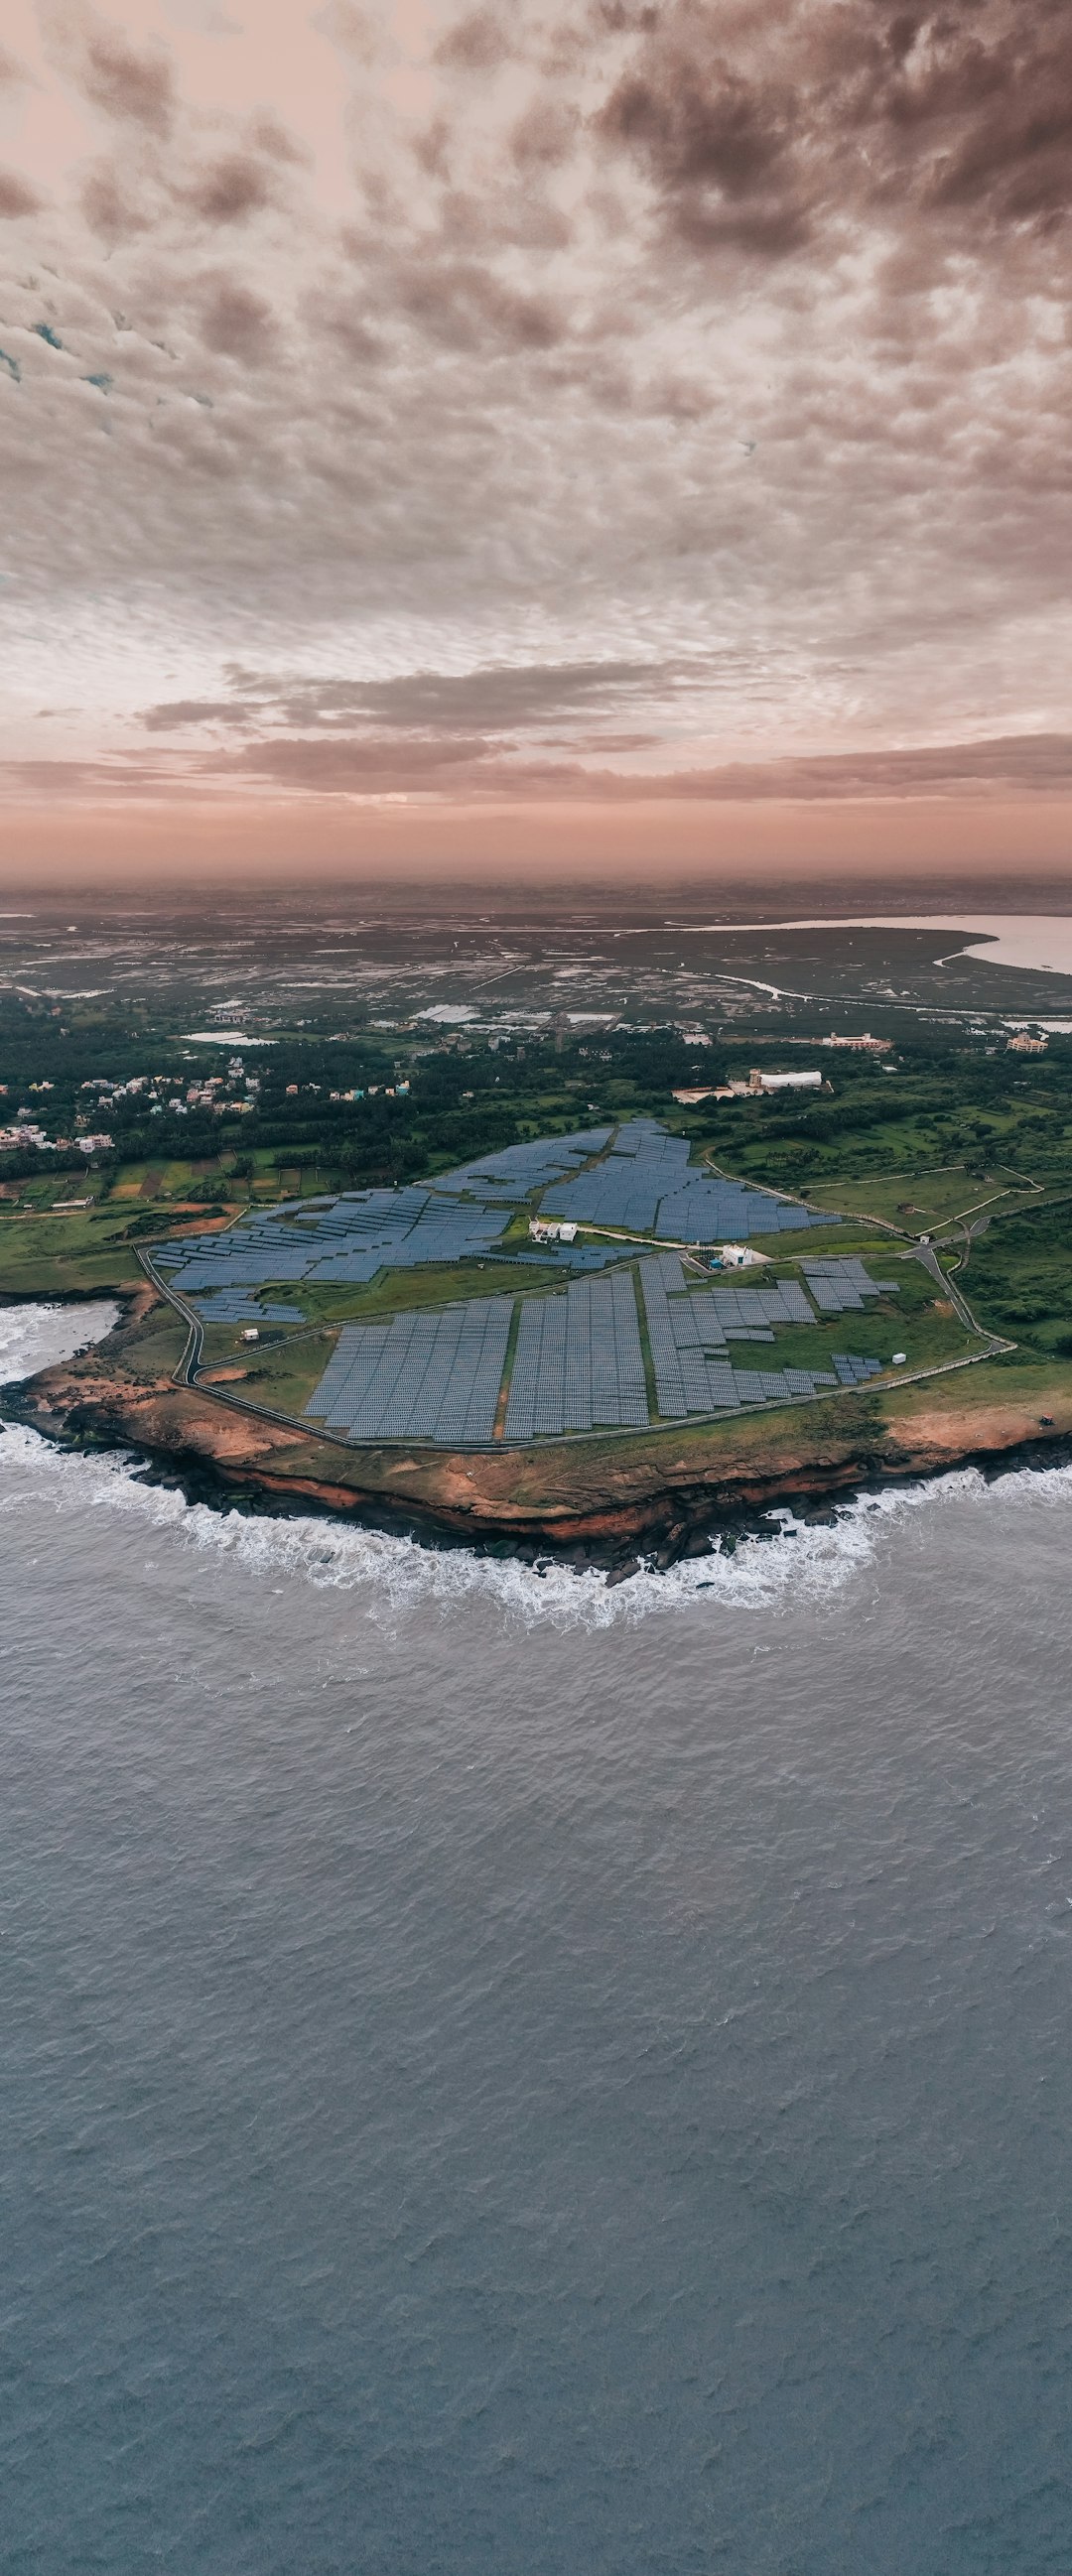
(639, 1258, 736, 1417)
(638, 1258, 855, 1419)
(503, 1271, 648, 1440)
(305, 1298, 513, 1442)
(801, 1259, 901, 1318)
(198, 1294, 303, 1323)
(830, 1352, 884, 1384)
(298, 1277, 890, 1448)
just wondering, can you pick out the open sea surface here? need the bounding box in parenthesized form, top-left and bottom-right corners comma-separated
(2, 1305, 1071, 2573)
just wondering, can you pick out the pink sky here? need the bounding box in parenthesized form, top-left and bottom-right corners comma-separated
(1, 2, 1070, 887)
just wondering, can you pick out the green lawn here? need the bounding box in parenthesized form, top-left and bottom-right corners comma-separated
(197, 1322, 336, 1420)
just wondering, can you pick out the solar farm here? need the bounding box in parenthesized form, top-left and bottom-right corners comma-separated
(144, 1118, 914, 1446)
(295, 1250, 899, 1442)
(153, 1119, 835, 1313)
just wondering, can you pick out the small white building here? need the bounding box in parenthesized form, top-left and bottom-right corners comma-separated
(529, 1219, 579, 1243)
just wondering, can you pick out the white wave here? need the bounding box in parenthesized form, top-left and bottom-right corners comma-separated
(0, 1297, 119, 1385)
(3, 1304, 1071, 1631)
(3, 1405, 1071, 1629)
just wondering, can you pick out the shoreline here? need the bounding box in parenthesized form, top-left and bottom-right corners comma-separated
(4, 1289, 1072, 1579)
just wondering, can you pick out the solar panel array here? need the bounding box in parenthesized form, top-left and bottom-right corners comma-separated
(830, 1352, 884, 1384)
(503, 1270, 648, 1440)
(802, 1259, 900, 1314)
(155, 1185, 513, 1303)
(197, 1292, 304, 1325)
(638, 1256, 845, 1417)
(153, 1131, 626, 1314)
(305, 1298, 512, 1443)
(151, 1120, 845, 1327)
(541, 1118, 836, 1240)
(289, 1243, 899, 1448)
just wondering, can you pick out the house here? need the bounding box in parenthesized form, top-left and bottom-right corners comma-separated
(715, 1242, 766, 1269)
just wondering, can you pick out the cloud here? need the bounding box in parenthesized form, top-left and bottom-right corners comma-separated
(0, 169, 42, 218)
(141, 697, 257, 730)
(435, 9, 513, 74)
(595, 1, 1072, 257)
(221, 727, 1072, 802)
(4, 726, 1072, 813)
(142, 658, 691, 733)
(197, 278, 276, 358)
(625, 733, 1072, 802)
(54, 8, 177, 136)
(184, 153, 279, 225)
(3, 0, 1072, 851)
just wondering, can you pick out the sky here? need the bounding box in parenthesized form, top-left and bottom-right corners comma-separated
(1, 0, 1071, 890)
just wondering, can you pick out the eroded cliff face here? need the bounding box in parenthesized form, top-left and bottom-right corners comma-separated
(6, 1289, 1072, 1569)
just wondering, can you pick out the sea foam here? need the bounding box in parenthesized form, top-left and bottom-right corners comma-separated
(3, 1301, 1071, 1632)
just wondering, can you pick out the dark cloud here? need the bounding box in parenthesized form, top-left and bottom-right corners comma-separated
(435, 9, 513, 74)
(141, 698, 258, 731)
(198, 279, 276, 359)
(231, 732, 496, 789)
(509, 98, 580, 169)
(594, 0, 1072, 258)
(184, 154, 278, 225)
(0, 169, 42, 218)
(143, 659, 691, 734)
(75, 21, 176, 137)
(194, 727, 1072, 803)
(395, 257, 565, 353)
(78, 158, 152, 239)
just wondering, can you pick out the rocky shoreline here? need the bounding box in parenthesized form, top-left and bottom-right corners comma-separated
(4, 1286, 1072, 1579)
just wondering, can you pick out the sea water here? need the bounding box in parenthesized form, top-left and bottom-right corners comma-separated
(2, 1307, 1071, 2574)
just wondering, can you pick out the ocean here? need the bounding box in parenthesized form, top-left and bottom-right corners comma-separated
(2, 1306, 1071, 2574)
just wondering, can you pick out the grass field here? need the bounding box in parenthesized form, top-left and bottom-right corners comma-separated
(800, 1167, 1038, 1230)
(197, 1322, 337, 1421)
